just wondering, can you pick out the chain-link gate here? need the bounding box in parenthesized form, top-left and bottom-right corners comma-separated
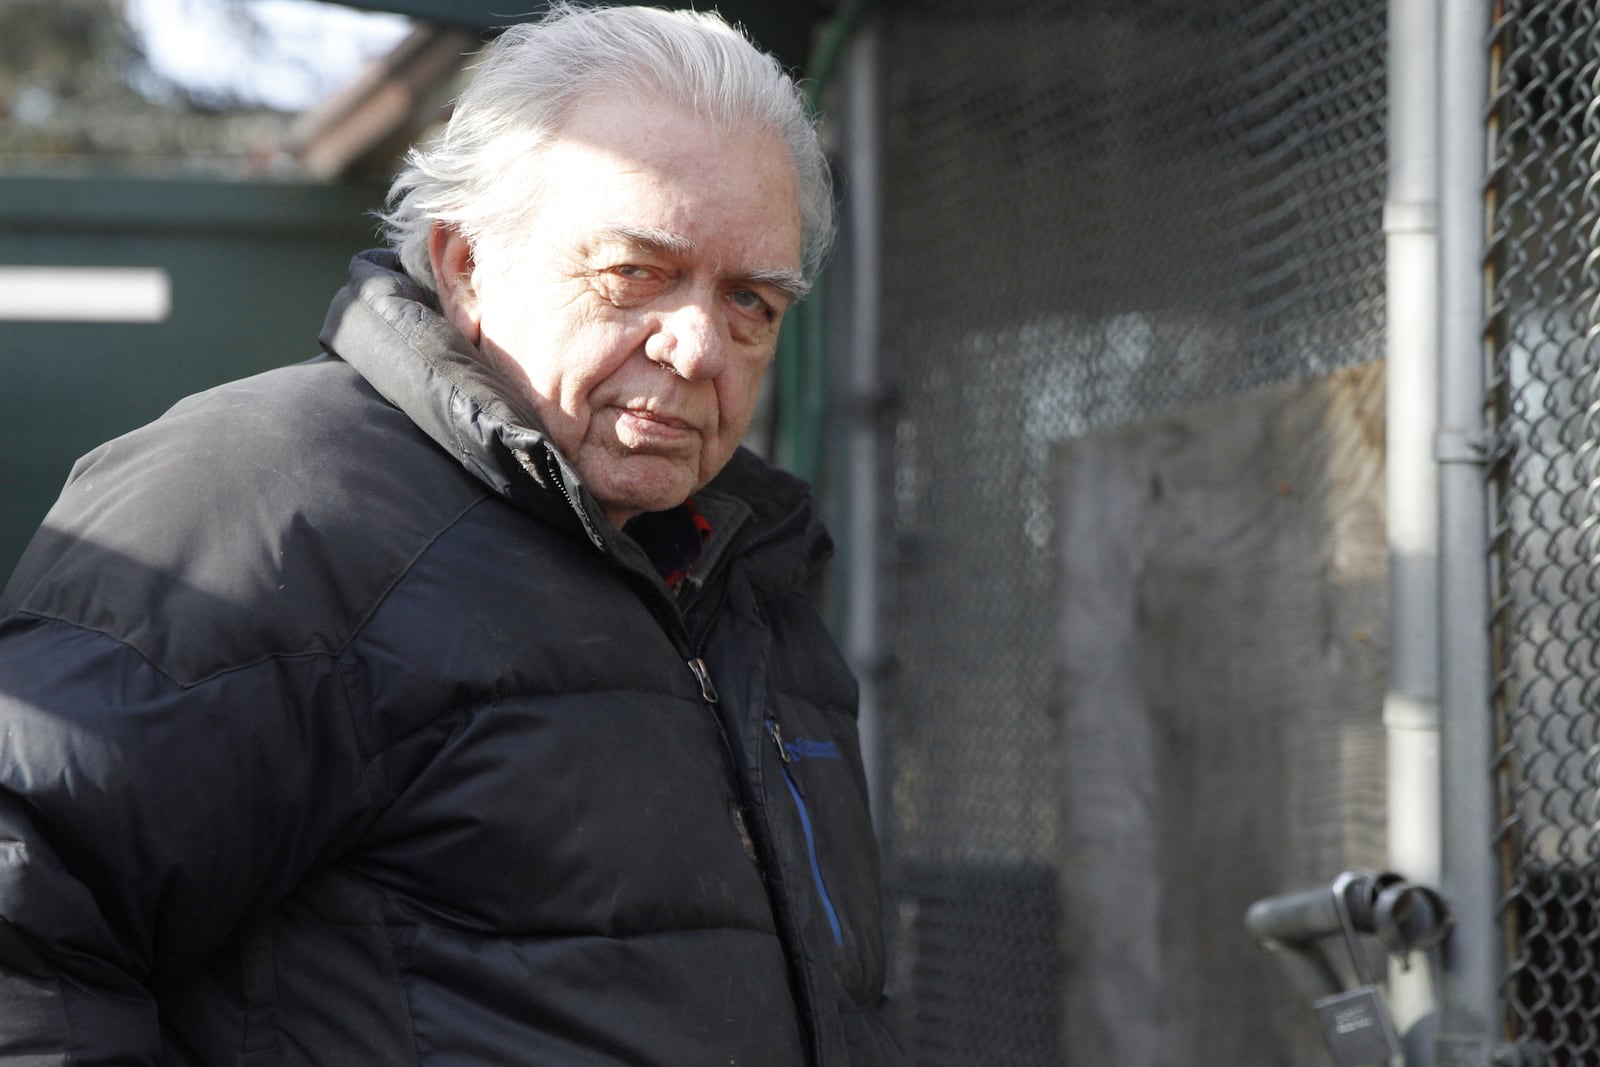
(1488, 2, 1600, 1063)
(872, 0, 1387, 1062)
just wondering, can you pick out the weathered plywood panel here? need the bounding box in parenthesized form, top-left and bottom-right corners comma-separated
(1053, 362, 1388, 1065)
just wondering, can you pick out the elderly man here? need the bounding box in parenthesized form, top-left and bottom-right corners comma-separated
(0, 6, 900, 1064)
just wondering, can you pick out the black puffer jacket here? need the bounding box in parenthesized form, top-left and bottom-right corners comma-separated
(0, 252, 901, 1065)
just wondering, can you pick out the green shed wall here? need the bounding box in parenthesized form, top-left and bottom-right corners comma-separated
(0, 174, 386, 578)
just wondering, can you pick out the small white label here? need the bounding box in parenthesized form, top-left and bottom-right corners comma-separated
(1333, 1004, 1377, 1033)
(0, 266, 172, 323)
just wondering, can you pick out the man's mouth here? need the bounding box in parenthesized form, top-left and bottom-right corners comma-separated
(613, 405, 698, 445)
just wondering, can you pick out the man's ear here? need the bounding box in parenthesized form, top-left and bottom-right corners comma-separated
(428, 223, 482, 344)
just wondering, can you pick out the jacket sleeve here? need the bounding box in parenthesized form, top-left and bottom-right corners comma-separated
(0, 611, 372, 1064)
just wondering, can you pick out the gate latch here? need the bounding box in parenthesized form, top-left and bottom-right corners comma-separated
(1247, 870, 1453, 1067)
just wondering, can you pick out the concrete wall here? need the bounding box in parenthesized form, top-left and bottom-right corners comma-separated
(1053, 362, 1389, 1064)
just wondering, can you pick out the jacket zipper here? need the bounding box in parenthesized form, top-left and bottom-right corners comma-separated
(663, 530, 844, 952)
(685, 656, 745, 787)
(687, 657, 718, 703)
(768, 718, 845, 947)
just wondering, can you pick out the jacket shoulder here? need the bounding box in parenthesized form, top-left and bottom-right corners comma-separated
(4, 358, 490, 684)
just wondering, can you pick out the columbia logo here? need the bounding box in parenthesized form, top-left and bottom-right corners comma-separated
(783, 737, 842, 761)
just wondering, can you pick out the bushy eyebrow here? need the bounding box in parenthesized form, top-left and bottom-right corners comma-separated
(597, 224, 697, 260)
(743, 267, 811, 304)
(595, 224, 811, 304)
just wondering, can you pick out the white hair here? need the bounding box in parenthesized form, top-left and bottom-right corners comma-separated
(378, 3, 834, 289)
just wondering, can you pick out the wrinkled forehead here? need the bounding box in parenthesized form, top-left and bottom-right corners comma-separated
(486, 96, 803, 266)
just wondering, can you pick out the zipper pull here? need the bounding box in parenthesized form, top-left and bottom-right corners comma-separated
(768, 719, 804, 796)
(688, 657, 719, 704)
(768, 719, 793, 764)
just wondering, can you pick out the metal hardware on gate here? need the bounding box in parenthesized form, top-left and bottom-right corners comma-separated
(1311, 873, 1403, 1067)
(1246, 870, 1454, 1067)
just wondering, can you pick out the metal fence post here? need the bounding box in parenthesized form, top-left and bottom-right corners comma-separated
(1435, 0, 1504, 1060)
(835, 16, 890, 825)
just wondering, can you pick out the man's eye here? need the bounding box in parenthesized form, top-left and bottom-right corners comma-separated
(612, 264, 653, 280)
(729, 289, 771, 316)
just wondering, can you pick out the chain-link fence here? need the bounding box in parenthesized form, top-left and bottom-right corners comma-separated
(1488, 2, 1600, 1063)
(872, 0, 1388, 1062)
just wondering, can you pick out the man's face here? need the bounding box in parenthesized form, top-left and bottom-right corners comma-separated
(431, 95, 806, 529)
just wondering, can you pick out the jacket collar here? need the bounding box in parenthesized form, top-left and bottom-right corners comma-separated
(319, 251, 828, 593)
(319, 250, 622, 547)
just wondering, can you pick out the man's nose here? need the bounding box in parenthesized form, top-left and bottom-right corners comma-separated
(648, 300, 725, 380)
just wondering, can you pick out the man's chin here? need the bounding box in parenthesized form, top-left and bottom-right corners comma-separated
(585, 457, 701, 527)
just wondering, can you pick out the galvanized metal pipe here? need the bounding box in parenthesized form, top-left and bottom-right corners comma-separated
(1434, 0, 1504, 1060)
(834, 18, 890, 824)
